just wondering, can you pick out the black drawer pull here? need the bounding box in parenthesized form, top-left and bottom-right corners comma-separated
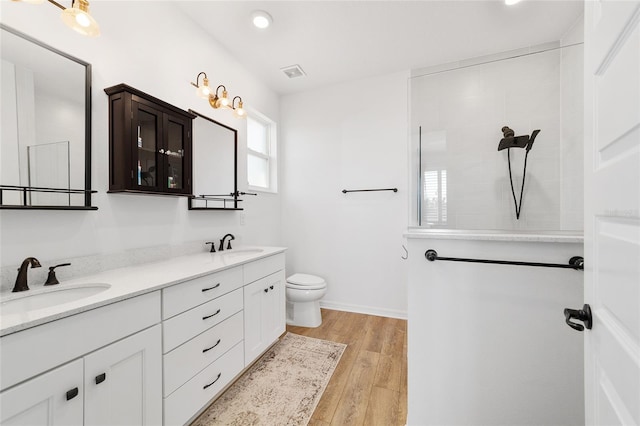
(264, 288, 269, 293)
(202, 309, 221, 320)
(95, 373, 106, 385)
(270, 285, 274, 290)
(202, 339, 222, 353)
(202, 283, 221, 292)
(66, 387, 79, 401)
(203, 373, 222, 390)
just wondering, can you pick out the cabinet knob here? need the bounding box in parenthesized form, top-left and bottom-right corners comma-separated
(270, 285, 274, 290)
(95, 373, 106, 385)
(264, 288, 269, 293)
(158, 148, 165, 154)
(66, 387, 79, 401)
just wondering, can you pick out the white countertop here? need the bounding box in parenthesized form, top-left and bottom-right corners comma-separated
(0, 246, 286, 337)
(404, 228, 584, 243)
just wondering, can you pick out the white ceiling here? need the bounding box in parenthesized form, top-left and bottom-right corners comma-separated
(176, 1, 584, 96)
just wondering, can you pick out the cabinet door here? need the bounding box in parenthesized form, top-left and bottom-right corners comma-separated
(162, 113, 192, 195)
(0, 359, 83, 426)
(84, 325, 162, 426)
(132, 101, 163, 191)
(243, 271, 286, 365)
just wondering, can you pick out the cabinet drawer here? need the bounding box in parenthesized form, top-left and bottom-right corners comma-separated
(163, 311, 243, 397)
(162, 267, 243, 320)
(243, 253, 285, 284)
(163, 342, 244, 426)
(162, 288, 243, 353)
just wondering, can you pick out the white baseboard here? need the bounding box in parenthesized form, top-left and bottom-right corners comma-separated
(319, 300, 407, 320)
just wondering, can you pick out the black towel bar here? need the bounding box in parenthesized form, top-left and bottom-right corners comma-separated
(342, 188, 398, 194)
(425, 249, 584, 270)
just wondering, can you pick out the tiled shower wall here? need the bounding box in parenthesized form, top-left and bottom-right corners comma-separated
(410, 28, 583, 231)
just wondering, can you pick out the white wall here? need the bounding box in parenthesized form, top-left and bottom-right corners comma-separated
(280, 71, 409, 318)
(0, 3, 281, 277)
(410, 42, 584, 231)
(407, 235, 584, 425)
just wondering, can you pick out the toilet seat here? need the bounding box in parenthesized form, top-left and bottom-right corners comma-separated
(286, 273, 326, 291)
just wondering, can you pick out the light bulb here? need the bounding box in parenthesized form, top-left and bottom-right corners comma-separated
(251, 11, 272, 29)
(61, 0, 100, 37)
(217, 90, 230, 109)
(196, 77, 211, 99)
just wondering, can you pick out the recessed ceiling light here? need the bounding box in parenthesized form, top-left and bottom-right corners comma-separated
(251, 10, 272, 29)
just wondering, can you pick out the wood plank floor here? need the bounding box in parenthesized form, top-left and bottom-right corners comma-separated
(287, 309, 407, 426)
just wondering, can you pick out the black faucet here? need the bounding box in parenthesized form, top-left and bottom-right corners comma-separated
(219, 234, 235, 251)
(13, 257, 42, 292)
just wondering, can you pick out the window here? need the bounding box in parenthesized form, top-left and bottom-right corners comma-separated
(423, 169, 447, 225)
(247, 113, 277, 192)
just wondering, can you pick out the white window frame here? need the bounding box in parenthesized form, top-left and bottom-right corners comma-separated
(246, 110, 277, 193)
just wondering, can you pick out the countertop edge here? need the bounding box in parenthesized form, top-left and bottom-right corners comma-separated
(0, 246, 287, 337)
(404, 229, 584, 243)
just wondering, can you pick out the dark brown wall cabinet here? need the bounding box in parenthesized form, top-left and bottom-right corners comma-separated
(105, 84, 196, 196)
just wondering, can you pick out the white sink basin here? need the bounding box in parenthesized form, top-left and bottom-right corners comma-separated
(221, 248, 264, 257)
(0, 284, 111, 316)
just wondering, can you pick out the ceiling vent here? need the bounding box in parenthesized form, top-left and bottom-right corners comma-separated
(281, 64, 306, 79)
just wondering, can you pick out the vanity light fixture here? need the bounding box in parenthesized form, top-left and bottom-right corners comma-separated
(232, 96, 246, 119)
(190, 72, 212, 99)
(12, 0, 100, 37)
(209, 85, 231, 109)
(191, 72, 246, 118)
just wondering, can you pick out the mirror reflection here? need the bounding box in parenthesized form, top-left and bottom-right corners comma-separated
(0, 24, 92, 209)
(188, 110, 239, 210)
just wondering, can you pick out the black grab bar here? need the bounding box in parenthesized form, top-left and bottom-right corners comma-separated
(425, 249, 584, 270)
(342, 188, 398, 194)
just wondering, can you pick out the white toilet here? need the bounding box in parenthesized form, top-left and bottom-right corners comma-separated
(285, 273, 327, 327)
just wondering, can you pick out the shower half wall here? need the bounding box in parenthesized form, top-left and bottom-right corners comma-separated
(406, 19, 585, 426)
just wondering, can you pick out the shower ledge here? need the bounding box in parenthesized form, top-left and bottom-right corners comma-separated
(404, 228, 583, 244)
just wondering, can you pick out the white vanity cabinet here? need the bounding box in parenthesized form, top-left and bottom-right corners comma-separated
(0, 359, 84, 426)
(0, 292, 162, 426)
(243, 254, 286, 365)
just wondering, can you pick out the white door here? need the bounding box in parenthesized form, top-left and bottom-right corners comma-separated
(84, 325, 162, 426)
(0, 359, 83, 426)
(583, 1, 640, 425)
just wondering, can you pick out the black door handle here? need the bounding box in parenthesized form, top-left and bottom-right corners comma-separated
(564, 304, 592, 332)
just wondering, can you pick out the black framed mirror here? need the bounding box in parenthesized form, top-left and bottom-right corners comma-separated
(188, 110, 241, 210)
(0, 24, 95, 210)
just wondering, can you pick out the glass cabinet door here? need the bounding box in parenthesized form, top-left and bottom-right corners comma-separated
(132, 102, 161, 190)
(164, 116, 186, 191)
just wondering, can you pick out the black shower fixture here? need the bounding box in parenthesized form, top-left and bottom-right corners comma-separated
(498, 126, 541, 220)
(498, 126, 540, 151)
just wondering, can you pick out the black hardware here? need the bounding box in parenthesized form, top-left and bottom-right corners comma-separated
(202, 339, 221, 353)
(95, 373, 106, 385)
(205, 241, 216, 253)
(269, 285, 274, 290)
(12, 257, 41, 292)
(264, 288, 269, 293)
(342, 188, 398, 194)
(425, 249, 584, 270)
(564, 304, 592, 332)
(202, 283, 221, 292)
(66, 387, 79, 401)
(44, 263, 71, 286)
(219, 233, 235, 251)
(498, 126, 541, 219)
(202, 309, 221, 320)
(203, 373, 222, 390)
